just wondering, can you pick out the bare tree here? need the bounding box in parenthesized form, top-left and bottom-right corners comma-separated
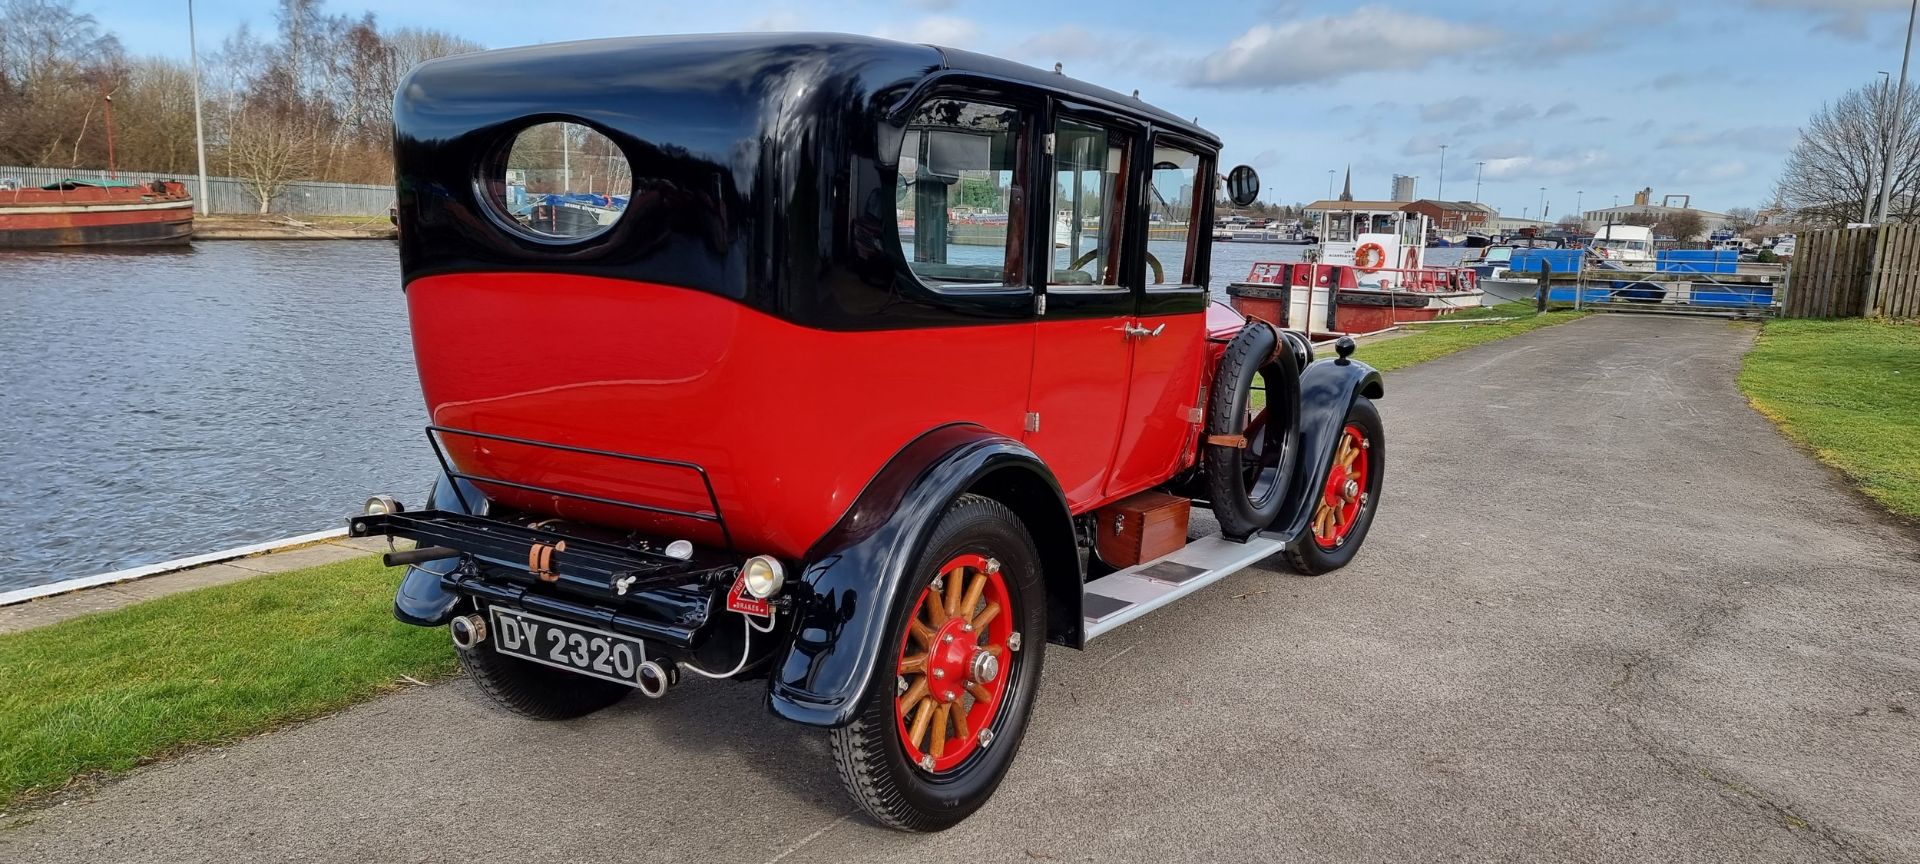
(1657, 209, 1706, 242)
(0, 0, 125, 166)
(1776, 79, 1920, 226)
(227, 98, 318, 213)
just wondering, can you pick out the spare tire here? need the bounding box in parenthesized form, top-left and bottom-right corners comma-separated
(1205, 320, 1301, 540)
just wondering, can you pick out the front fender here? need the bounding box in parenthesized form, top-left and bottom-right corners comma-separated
(767, 424, 1070, 728)
(1266, 352, 1383, 544)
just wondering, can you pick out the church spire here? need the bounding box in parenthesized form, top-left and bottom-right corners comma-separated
(1339, 165, 1353, 202)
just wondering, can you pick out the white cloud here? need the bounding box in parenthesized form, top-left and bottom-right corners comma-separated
(1745, 0, 1910, 40)
(876, 15, 981, 47)
(1545, 101, 1579, 118)
(1479, 149, 1613, 179)
(1400, 134, 1449, 157)
(1419, 96, 1477, 123)
(1492, 103, 1538, 124)
(1473, 139, 1534, 160)
(1186, 6, 1499, 89)
(1659, 125, 1798, 150)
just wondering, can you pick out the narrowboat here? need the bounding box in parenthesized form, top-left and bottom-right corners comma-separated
(0, 178, 194, 247)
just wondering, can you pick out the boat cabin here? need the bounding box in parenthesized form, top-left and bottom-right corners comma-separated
(1304, 200, 1430, 287)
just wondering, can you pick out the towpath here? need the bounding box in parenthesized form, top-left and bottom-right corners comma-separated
(4, 314, 1916, 863)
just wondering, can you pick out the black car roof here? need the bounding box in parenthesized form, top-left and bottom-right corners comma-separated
(929, 44, 1218, 145)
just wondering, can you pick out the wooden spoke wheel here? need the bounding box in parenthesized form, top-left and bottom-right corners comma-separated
(830, 494, 1046, 832)
(1286, 397, 1384, 575)
(894, 553, 1015, 774)
(1311, 424, 1370, 549)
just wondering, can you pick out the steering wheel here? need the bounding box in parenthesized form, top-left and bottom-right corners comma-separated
(1069, 248, 1165, 284)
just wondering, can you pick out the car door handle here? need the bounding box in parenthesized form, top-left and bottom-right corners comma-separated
(1123, 322, 1166, 338)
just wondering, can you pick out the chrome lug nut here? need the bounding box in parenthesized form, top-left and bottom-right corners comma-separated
(919, 754, 936, 771)
(985, 558, 1001, 574)
(1007, 632, 1022, 652)
(978, 728, 995, 748)
(933, 668, 945, 679)
(945, 690, 957, 702)
(942, 633, 953, 644)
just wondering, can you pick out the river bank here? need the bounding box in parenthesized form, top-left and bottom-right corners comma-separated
(194, 214, 395, 240)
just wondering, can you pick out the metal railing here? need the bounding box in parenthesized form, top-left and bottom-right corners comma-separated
(0, 164, 393, 216)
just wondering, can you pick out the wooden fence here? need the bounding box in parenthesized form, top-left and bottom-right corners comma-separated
(1787, 225, 1920, 318)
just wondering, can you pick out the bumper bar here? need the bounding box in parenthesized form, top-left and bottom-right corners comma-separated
(348, 509, 731, 649)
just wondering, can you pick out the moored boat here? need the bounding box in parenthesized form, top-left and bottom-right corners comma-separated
(1226, 197, 1482, 337)
(0, 178, 194, 247)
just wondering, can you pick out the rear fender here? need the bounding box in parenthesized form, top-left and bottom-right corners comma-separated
(1266, 349, 1383, 544)
(767, 424, 1078, 728)
(391, 473, 488, 626)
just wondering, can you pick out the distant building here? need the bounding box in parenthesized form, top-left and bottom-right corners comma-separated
(1391, 175, 1417, 202)
(1579, 204, 1729, 240)
(1403, 199, 1495, 232)
(1493, 215, 1552, 233)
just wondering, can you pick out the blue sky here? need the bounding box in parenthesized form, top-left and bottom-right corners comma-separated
(98, 0, 1920, 217)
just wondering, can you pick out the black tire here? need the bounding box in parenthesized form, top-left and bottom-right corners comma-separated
(1286, 396, 1384, 575)
(458, 621, 632, 720)
(1205, 320, 1301, 540)
(830, 494, 1047, 832)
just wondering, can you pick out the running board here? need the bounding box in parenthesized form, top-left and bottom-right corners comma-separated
(1081, 532, 1288, 641)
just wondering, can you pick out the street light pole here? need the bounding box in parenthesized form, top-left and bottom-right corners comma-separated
(188, 0, 210, 215)
(1877, 0, 1917, 224)
(1538, 187, 1546, 220)
(1474, 161, 1484, 203)
(1327, 169, 1335, 200)
(1438, 144, 1447, 199)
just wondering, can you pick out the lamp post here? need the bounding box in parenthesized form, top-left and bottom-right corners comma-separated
(1437, 144, 1447, 199)
(188, 0, 210, 214)
(1538, 186, 1547, 219)
(1474, 161, 1484, 203)
(1327, 169, 1335, 200)
(1876, 0, 1918, 224)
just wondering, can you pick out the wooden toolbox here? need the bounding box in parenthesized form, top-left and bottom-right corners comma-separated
(1093, 491, 1191, 568)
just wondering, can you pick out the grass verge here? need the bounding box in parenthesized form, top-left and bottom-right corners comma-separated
(1738, 318, 1920, 519)
(0, 301, 1592, 810)
(0, 557, 455, 808)
(1358, 302, 1589, 372)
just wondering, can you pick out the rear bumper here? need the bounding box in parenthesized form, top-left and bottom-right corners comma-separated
(348, 509, 739, 649)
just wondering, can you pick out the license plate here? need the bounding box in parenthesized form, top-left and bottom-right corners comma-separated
(488, 606, 647, 688)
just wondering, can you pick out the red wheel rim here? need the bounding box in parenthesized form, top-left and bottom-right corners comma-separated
(1312, 424, 1370, 549)
(894, 553, 1015, 774)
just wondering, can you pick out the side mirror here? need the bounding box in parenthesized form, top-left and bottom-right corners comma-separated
(1225, 165, 1260, 207)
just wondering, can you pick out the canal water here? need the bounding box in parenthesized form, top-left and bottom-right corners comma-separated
(0, 239, 1465, 592)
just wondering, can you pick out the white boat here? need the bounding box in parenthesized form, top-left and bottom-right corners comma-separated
(1589, 224, 1655, 268)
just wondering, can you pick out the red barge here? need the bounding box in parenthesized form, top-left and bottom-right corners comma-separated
(1228, 198, 1482, 337)
(0, 178, 194, 248)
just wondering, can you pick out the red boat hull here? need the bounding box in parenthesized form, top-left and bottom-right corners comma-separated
(0, 182, 194, 248)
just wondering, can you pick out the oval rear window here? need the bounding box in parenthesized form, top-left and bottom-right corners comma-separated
(491, 121, 631, 241)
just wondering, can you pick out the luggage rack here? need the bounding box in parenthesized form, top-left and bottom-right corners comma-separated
(346, 426, 740, 599)
(423, 424, 734, 551)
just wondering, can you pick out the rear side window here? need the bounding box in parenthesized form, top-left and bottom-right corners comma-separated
(486, 121, 632, 242)
(897, 99, 1026, 288)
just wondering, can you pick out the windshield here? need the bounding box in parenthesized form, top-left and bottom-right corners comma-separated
(1594, 238, 1649, 252)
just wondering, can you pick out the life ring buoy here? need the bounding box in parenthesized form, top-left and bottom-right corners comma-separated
(1354, 242, 1387, 273)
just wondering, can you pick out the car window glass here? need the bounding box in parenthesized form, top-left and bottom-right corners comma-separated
(897, 99, 1024, 288)
(1051, 118, 1127, 287)
(1148, 145, 1202, 285)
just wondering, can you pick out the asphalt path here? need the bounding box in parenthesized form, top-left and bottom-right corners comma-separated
(5, 314, 1916, 863)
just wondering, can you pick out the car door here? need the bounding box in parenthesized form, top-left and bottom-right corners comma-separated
(1104, 135, 1212, 498)
(1023, 109, 1140, 510)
